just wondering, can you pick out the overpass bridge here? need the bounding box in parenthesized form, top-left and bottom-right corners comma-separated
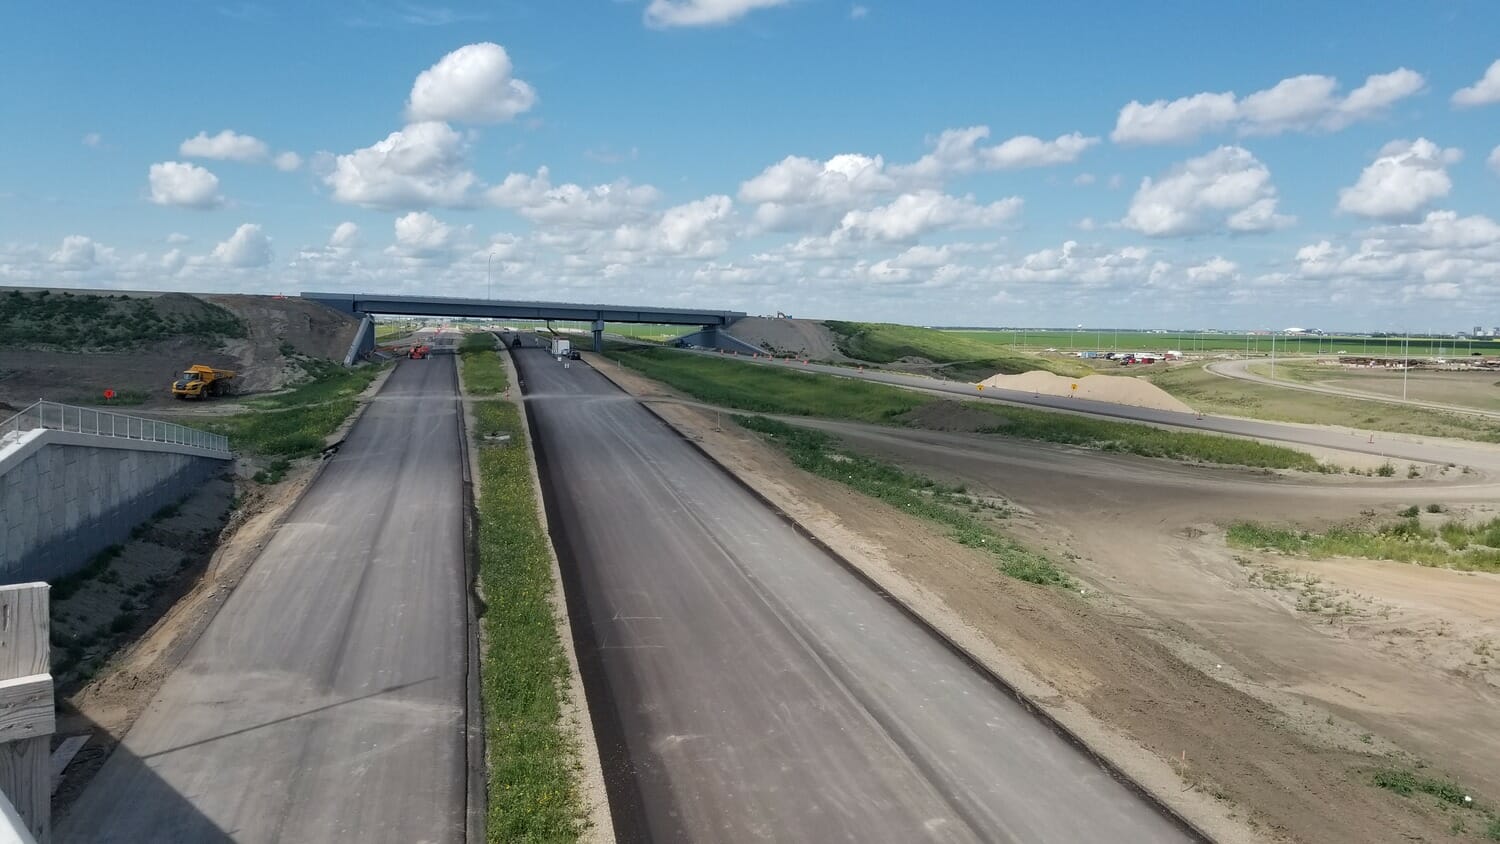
(302, 292, 745, 355)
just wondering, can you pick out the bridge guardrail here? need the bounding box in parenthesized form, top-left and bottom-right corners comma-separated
(0, 400, 231, 456)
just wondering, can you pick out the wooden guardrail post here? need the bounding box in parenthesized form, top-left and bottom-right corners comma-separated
(0, 583, 54, 842)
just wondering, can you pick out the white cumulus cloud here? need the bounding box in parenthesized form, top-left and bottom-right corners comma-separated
(835, 191, 1021, 242)
(406, 43, 537, 124)
(50, 235, 98, 269)
(330, 221, 360, 248)
(180, 130, 271, 162)
(1490, 144, 1500, 175)
(1112, 67, 1425, 144)
(1122, 146, 1292, 236)
(739, 153, 896, 231)
(1452, 59, 1500, 107)
(1337, 138, 1460, 220)
(1186, 256, 1238, 283)
(273, 151, 302, 172)
(487, 167, 660, 228)
(148, 161, 224, 209)
(324, 122, 476, 209)
(645, 0, 791, 27)
(391, 211, 456, 257)
(613, 195, 736, 257)
(211, 223, 272, 267)
(896, 126, 1098, 180)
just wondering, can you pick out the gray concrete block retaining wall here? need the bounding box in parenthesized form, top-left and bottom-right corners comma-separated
(0, 438, 224, 583)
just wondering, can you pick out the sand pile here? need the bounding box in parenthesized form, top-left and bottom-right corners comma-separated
(978, 370, 1195, 413)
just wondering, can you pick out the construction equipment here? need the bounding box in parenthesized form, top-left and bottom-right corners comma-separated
(172, 365, 236, 400)
(409, 344, 430, 360)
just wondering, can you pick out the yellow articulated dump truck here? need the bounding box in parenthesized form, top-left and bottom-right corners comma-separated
(172, 365, 236, 400)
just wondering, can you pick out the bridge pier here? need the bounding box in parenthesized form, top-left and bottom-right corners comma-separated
(592, 318, 605, 353)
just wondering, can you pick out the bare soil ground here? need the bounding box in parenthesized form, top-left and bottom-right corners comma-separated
(724, 317, 851, 361)
(201, 294, 361, 392)
(1267, 363, 1500, 414)
(980, 369, 1196, 413)
(588, 351, 1500, 844)
(0, 293, 358, 410)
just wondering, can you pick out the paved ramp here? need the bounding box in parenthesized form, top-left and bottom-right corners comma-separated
(518, 347, 1194, 843)
(59, 359, 470, 843)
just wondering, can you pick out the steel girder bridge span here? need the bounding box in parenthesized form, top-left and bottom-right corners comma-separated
(303, 292, 745, 354)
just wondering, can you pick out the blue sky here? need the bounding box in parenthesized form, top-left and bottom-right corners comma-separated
(3, 0, 1498, 330)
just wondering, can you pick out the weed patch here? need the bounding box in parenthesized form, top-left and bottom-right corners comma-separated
(1230, 517, 1500, 572)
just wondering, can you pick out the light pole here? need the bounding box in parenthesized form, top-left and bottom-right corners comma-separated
(486, 252, 496, 300)
(1403, 329, 1410, 401)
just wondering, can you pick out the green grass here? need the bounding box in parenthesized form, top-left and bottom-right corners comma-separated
(609, 346, 1325, 471)
(737, 415, 1072, 587)
(1228, 517, 1500, 572)
(949, 401, 1323, 471)
(945, 328, 1499, 358)
(242, 359, 380, 411)
(1371, 766, 1500, 838)
(1148, 364, 1500, 443)
(1, 289, 245, 350)
(203, 363, 382, 459)
(606, 345, 929, 422)
(461, 333, 509, 395)
(470, 398, 585, 841)
(825, 320, 1090, 378)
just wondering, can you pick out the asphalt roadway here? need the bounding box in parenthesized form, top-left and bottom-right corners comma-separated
(680, 348, 1500, 472)
(59, 358, 470, 842)
(516, 344, 1193, 843)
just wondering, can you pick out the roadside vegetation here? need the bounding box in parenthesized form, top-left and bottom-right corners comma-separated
(951, 401, 1323, 471)
(1, 289, 244, 350)
(825, 320, 1090, 378)
(1148, 364, 1500, 443)
(737, 415, 1072, 587)
(607, 346, 1325, 471)
(1370, 766, 1500, 840)
(608, 345, 928, 422)
(463, 348, 586, 841)
(1228, 515, 1500, 573)
(202, 361, 382, 463)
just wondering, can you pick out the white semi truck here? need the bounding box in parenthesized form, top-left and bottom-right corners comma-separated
(551, 338, 572, 357)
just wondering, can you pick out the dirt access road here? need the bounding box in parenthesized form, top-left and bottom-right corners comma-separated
(58, 358, 471, 843)
(1208, 358, 1500, 420)
(516, 345, 1194, 842)
(679, 348, 1500, 472)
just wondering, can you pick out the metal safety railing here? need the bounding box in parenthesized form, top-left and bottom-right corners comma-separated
(0, 400, 231, 455)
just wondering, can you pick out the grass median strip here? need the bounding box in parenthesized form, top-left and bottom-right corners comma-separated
(461, 333, 508, 395)
(737, 414, 1073, 588)
(464, 351, 585, 841)
(1228, 517, 1500, 572)
(606, 345, 1323, 471)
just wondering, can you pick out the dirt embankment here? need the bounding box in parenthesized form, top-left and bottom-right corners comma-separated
(0, 290, 359, 410)
(725, 317, 851, 361)
(980, 369, 1196, 413)
(585, 351, 1489, 844)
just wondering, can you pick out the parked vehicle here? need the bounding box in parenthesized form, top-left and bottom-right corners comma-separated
(171, 365, 236, 400)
